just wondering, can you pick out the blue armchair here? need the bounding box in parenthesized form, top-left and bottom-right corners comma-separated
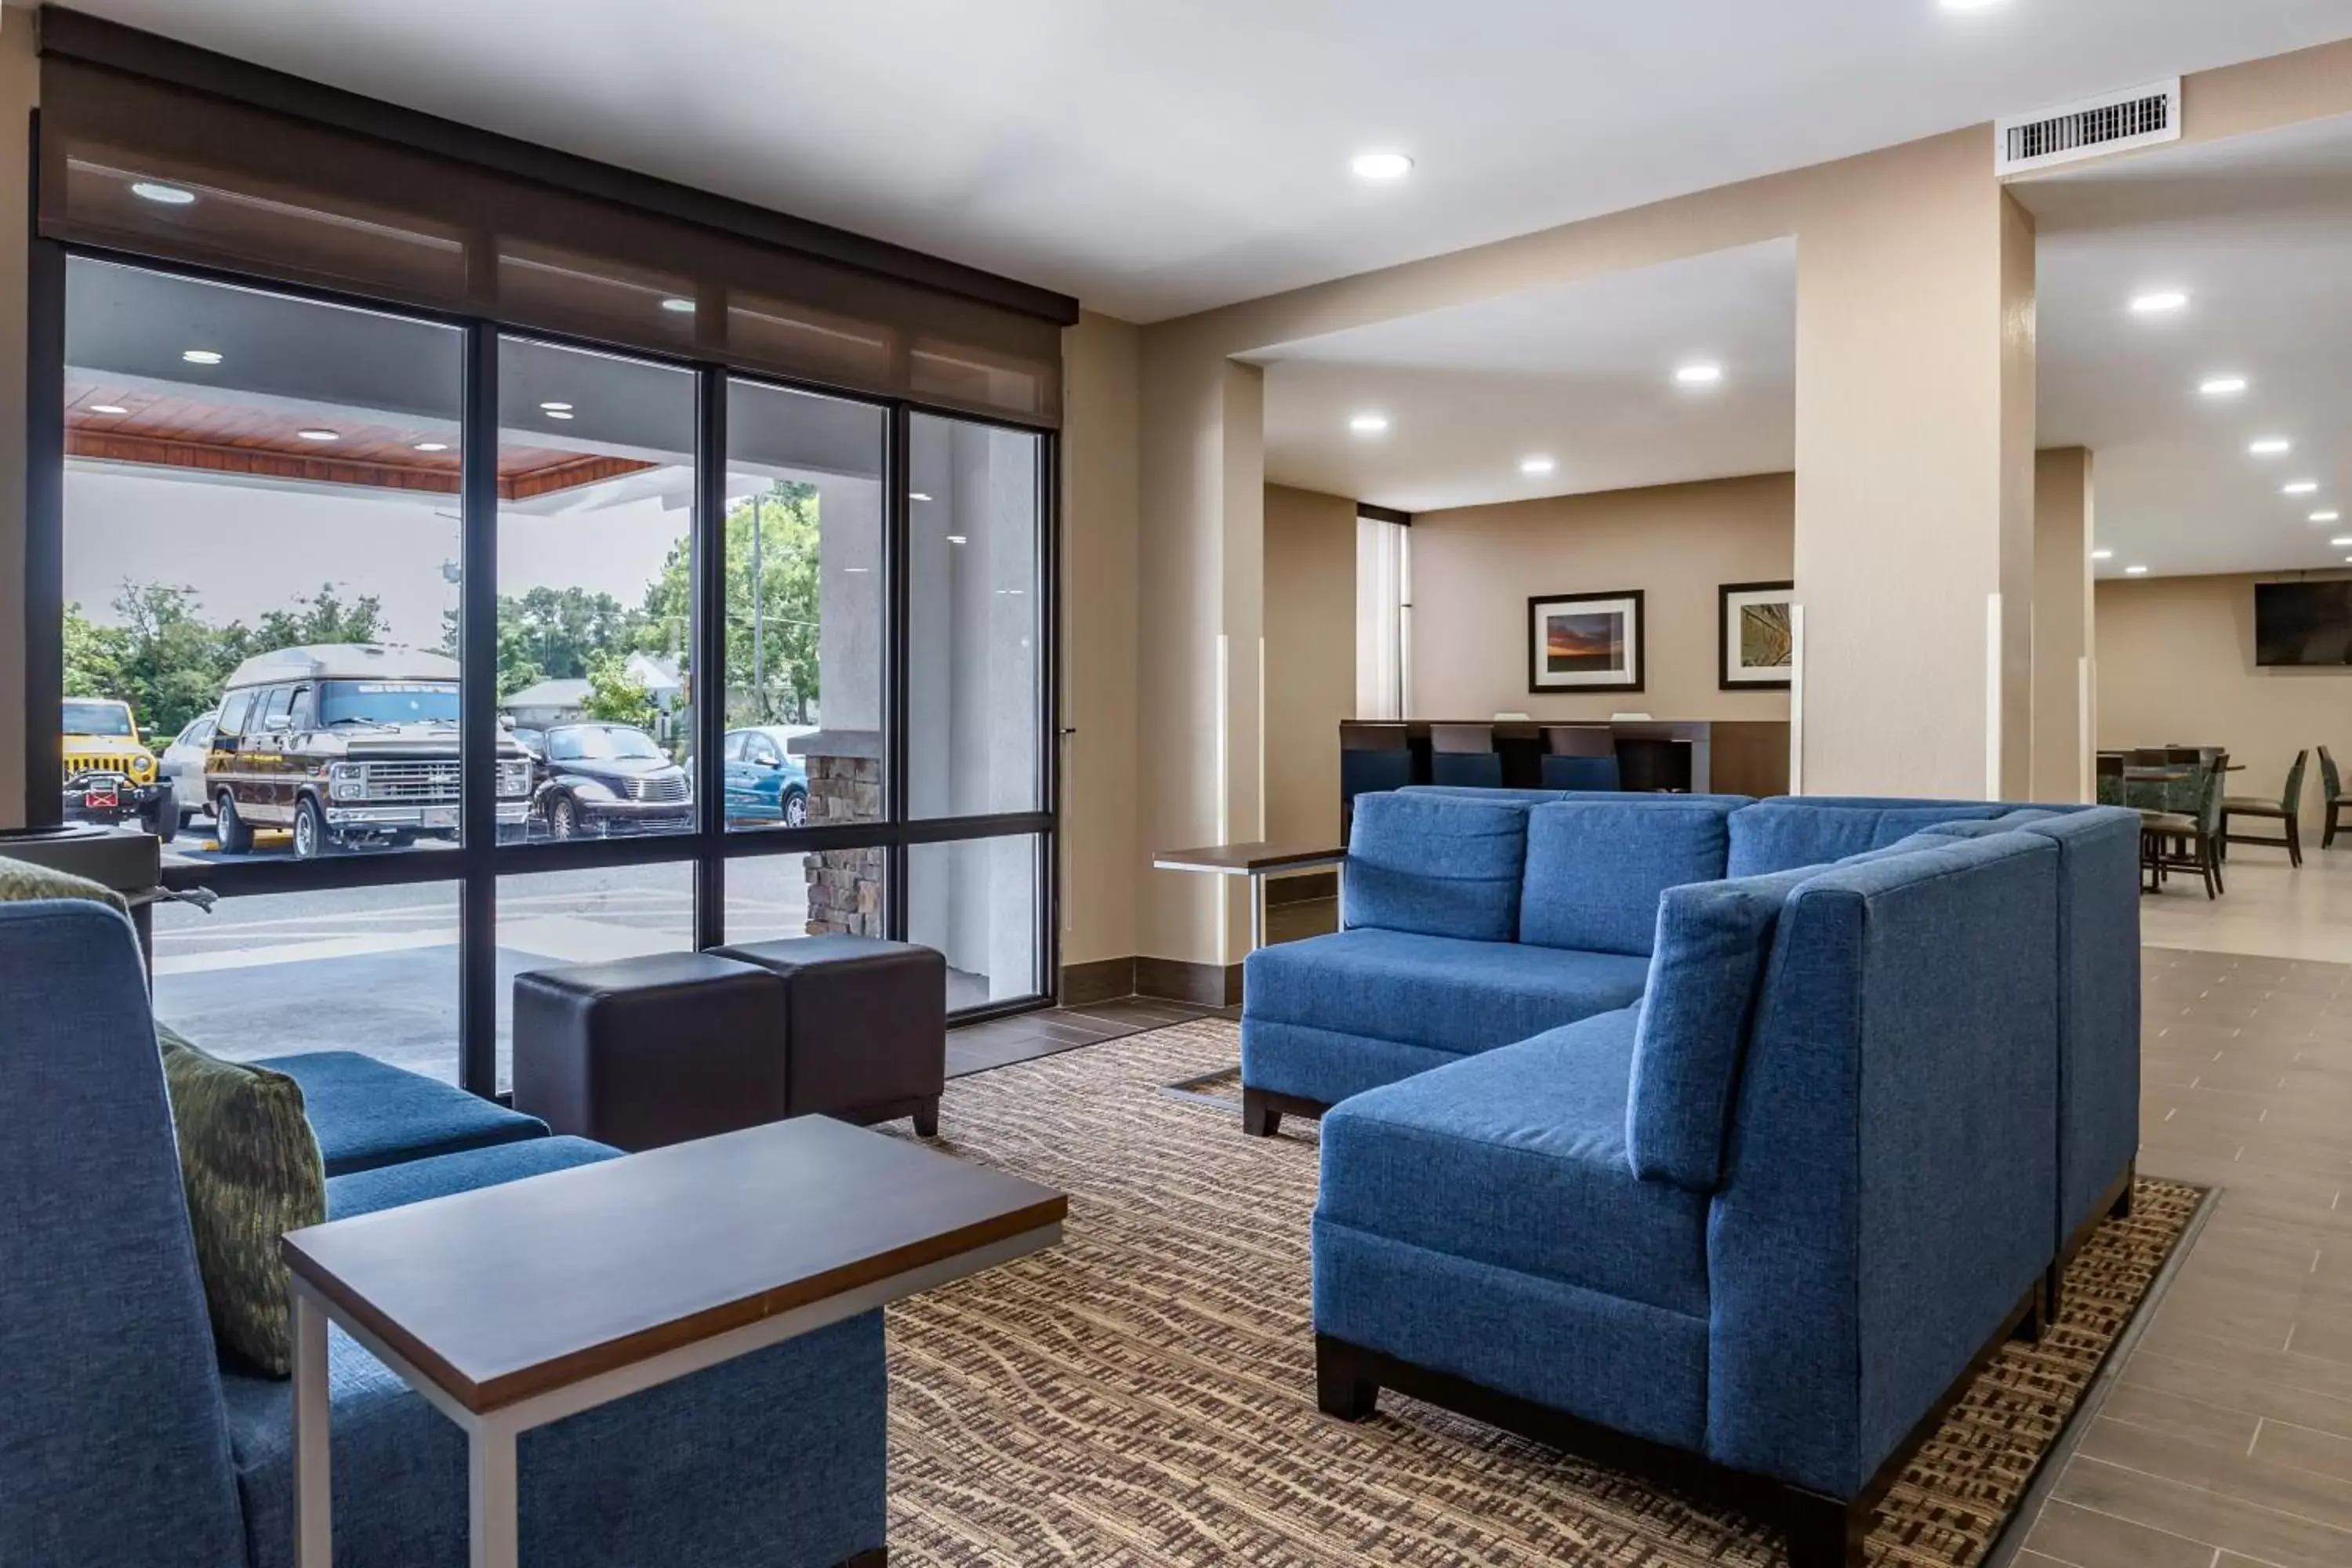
(0, 898, 887, 1568)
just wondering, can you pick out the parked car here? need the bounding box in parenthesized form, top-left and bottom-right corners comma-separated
(723, 725, 812, 827)
(535, 723, 694, 839)
(159, 712, 216, 829)
(60, 698, 176, 843)
(206, 644, 532, 858)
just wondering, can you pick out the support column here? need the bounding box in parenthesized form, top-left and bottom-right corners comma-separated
(1793, 132, 2036, 800)
(1136, 340, 1263, 989)
(0, 14, 36, 826)
(2032, 448, 2095, 803)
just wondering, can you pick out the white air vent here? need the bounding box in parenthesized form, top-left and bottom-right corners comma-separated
(1995, 78, 2180, 176)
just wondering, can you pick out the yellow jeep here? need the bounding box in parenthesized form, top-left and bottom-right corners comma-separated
(62, 697, 177, 843)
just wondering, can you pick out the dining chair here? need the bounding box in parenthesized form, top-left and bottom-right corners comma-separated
(2223, 749, 2309, 868)
(2095, 752, 2125, 808)
(2322, 746, 2347, 851)
(2142, 757, 2225, 899)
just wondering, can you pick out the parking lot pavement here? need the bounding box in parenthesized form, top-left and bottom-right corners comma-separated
(153, 864, 810, 1087)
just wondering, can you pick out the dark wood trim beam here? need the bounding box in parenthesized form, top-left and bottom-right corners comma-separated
(1356, 502, 1412, 527)
(37, 6, 1080, 328)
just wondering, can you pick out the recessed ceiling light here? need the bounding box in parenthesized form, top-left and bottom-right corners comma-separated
(295, 428, 340, 442)
(910, 492, 933, 502)
(1519, 456, 1556, 477)
(2129, 290, 2189, 314)
(1940, 0, 2006, 9)
(2198, 376, 2248, 396)
(2091, 549, 2114, 561)
(2249, 437, 2292, 456)
(539, 401, 573, 412)
(415, 441, 450, 452)
(87, 404, 128, 416)
(181, 349, 222, 365)
(2313, 510, 2343, 524)
(1349, 151, 1414, 181)
(131, 181, 197, 205)
(1674, 363, 1724, 387)
(2284, 481, 2320, 495)
(659, 297, 695, 314)
(545, 410, 575, 420)
(2332, 537, 2352, 547)
(844, 566, 871, 574)
(1349, 412, 1390, 436)
(2125, 564, 2149, 575)
(946, 535, 968, 546)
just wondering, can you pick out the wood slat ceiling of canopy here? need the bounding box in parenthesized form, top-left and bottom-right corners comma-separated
(64, 380, 659, 500)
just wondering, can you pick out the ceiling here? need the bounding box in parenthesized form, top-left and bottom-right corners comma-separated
(63, 0, 2352, 322)
(2021, 115, 2352, 581)
(1258, 241, 1794, 513)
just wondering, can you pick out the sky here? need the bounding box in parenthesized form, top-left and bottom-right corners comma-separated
(65, 465, 690, 648)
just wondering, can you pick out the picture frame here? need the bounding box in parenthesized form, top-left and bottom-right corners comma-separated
(1527, 590, 1644, 693)
(1719, 580, 1795, 690)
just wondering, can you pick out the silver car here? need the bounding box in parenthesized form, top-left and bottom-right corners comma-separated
(160, 713, 216, 828)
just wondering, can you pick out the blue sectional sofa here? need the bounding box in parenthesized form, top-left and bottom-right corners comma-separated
(0, 898, 886, 1568)
(1247, 789, 2141, 1568)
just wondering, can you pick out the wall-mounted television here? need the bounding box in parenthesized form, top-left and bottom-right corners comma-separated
(2255, 580, 2352, 667)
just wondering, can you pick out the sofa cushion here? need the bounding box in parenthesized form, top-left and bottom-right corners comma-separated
(1726, 798, 2008, 877)
(159, 1026, 326, 1377)
(1243, 928, 1650, 1058)
(1915, 808, 2065, 839)
(1342, 793, 1528, 942)
(0, 852, 127, 913)
(252, 1051, 548, 1177)
(1519, 797, 1737, 956)
(220, 1312, 887, 1568)
(1628, 864, 1824, 1191)
(325, 1135, 622, 1221)
(1319, 1008, 1708, 1316)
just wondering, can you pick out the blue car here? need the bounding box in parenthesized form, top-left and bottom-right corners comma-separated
(723, 726, 811, 827)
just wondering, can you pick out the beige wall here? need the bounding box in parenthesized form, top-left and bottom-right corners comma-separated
(1410, 474, 1795, 723)
(2097, 573, 2352, 826)
(0, 10, 33, 826)
(1262, 484, 1355, 846)
(1057, 311, 1143, 967)
(2032, 448, 2094, 803)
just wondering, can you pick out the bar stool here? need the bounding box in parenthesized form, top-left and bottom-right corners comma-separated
(1339, 722, 1413, 841)
(1429, 724, 1503, 789)
(1539, 725, 1621, 792)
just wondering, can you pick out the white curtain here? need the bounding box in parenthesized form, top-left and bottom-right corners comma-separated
(1356, 517, 1410, 719)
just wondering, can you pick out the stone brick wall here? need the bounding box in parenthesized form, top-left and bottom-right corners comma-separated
(804, 751, 884, 936)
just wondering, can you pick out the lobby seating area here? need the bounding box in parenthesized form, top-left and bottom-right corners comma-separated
(1239, 788, 2140, 1559)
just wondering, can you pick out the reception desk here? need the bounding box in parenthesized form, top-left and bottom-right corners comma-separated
(1338, 719, 1791, 837)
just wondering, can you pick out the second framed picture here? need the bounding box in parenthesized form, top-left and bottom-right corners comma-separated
(1719, 580, 1795, 689)
(1528, 590, 1644, 694)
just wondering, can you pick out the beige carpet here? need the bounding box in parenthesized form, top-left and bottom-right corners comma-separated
(884, 1018, 2198, 1566)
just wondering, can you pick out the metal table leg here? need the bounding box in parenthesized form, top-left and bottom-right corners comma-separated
(292, 1287, 332, 1568)
(1248, 869, 1265, 953)
(470, 1419, 520, 1568)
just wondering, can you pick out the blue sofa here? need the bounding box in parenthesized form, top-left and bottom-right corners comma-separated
(1257, 789, 2140, 1567)
(0, 898, 886, 1568)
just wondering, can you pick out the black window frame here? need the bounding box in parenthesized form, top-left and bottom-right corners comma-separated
(27, 238, 1062, 1100)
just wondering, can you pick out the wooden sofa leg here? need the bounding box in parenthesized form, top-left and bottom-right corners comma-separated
(837, 1549, 887, 1567)
(2045, 1261, 2067, 1327)
(1782, 1489, 1865, 1568)
(2009, 1278, 2047, 1345)
(1316, 1334, 1380, 1421)
(2112, 1160, 2136, 1218)
(910, 1097, 940, 1138)
(1242, 1088, 1282, 1138)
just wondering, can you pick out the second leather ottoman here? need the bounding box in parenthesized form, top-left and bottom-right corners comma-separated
(511, 951, 787, 1151)
(712, 935, 946, 1137)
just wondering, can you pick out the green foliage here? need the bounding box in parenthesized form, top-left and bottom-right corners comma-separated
(61, 581, 389, 740)
(445, 585, 643, 699)
(580, 652, 658, 728)
(640, 481, 821, 726)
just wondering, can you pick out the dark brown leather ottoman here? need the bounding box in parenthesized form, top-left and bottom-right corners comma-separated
(511, 951, 787, 1151)
(712, 935, 946, 1137)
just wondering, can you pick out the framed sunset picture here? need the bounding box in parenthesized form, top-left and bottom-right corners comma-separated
(1719, 580, 1795, 689)
(1528, 590, 1644, 693)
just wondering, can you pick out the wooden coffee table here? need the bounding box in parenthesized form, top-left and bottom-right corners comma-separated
(282, 1116, 1066, 1568)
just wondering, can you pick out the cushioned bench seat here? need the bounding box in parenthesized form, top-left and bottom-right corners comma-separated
(252, 1051, 549, 1177)
(1243, 931, 1650, 1106)
(325, 1134, 622, 1221)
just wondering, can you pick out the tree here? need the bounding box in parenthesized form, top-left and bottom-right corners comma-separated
(640, 481, 822, 725)
(256, 584, 387, 652)
(443, 586, 646, 699)
(580, 651, 657, 729)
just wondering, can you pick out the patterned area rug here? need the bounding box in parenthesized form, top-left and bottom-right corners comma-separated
(886, 1018, 2199, 1566)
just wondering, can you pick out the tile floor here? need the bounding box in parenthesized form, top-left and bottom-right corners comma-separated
(947, 993, 1229, 1079)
